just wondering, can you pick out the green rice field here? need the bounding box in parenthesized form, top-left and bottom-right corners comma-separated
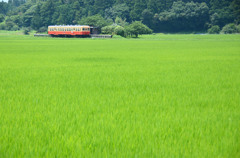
(0, 33, 240, 157)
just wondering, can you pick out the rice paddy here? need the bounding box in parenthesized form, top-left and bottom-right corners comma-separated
(0, 33, 240, 157)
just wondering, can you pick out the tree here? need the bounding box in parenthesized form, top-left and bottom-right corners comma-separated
(101, 24, 117, 34)
(105, 3, 130, 21)
(115, 17, 128, 27)
(79, 14, 110, 28)
(130, 0, 146, 21)
(221, 23, 239, 34)
(31, 4, 42, 30)
(231, 0, 240, 24)
(0, 14, 5, 23)
(208, 25, 220, 34)
(209, 0, 235, 27)
(94, 0, 114, 15)
(55, 4, 75, 25)
(141, 9, 154, 28)
(0, 2, 8, 14)
(125, 21, 152, 37)
(158, 1, 209, 32)
(40, 0, 55, 26)
(5, 20, 15, 30)
(114, 25, 125, 36)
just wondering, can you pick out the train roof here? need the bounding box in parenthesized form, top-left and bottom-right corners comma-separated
(48, 25, 89, 27)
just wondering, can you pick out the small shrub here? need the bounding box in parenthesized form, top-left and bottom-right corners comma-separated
(221, 23, 238, 34)
(11, 25, 19, 31)
(114, 26, 125, 37)
(5, 21, 15, 30)
(38, 27, 47, 33)
(208, 25, 220, 34)
(0, 22, 6, 30)
(237, 24, 240, 33)
(0, 14, 4, 23)
(101, 25, 116, 34)
(23, 27, 31, 35)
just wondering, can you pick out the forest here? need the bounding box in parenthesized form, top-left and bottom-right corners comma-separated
(0, 0, 239, 33)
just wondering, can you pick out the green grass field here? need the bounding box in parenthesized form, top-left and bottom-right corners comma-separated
(0, 33, 240, 157)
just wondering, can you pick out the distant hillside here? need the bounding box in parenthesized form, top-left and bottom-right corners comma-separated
(0, 0, 239, 33)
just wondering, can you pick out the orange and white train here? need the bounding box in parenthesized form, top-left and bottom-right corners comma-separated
(48, 25, 90, 36)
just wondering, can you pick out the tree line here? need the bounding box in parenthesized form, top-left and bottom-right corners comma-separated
(0, 0, 239, 34)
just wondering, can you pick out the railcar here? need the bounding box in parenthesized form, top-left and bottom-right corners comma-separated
(48, 25, 90, 37)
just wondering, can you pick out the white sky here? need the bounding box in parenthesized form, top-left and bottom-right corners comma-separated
(1, 0, 8, 2)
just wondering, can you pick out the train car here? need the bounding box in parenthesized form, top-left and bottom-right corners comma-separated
(48, 25, 90, 37)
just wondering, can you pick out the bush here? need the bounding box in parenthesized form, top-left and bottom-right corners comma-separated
(0, 22, 6, 30)
(221, 23, 238, 34)
(23, 27, 31, 35)
(38, 27, 47, 33)
(0, 14, 4, 23)
(101, 25, 117, 34)
(125, 21, 152, 37)
(208, 25, 220, 34)
(114, 26, 125, 37)
(11, 25, 19, 31)
(237, 24, 240, 33)
(5, 21, 15, 30)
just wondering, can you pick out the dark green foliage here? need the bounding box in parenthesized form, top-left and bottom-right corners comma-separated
(38, 26, 47, 33)
(221, 23, 239, 34)
(0, 22, 6, 30)
(209, 0, 235, 27)
(5, 20, 15, 30)
(141, 9, 154, 29)
(23, 27, 31, 35)
(11, 25, 19, 31)
(237, 24, 240, 33)
(31, 4, 42, 30)
(0, 14, 5, 23)
(0, 0, 239, 33)
(105, 3, 130, 21)
(115, 17, 128, 27)
(79, 14, 110, 28)
(130, 0, 146, 21)
(208, 25, 220, 34)
(0, 2, 8, 14)
(40, 0, 55, 26)
(158, 1, 209, 32)
(231, 0, 240, 24)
